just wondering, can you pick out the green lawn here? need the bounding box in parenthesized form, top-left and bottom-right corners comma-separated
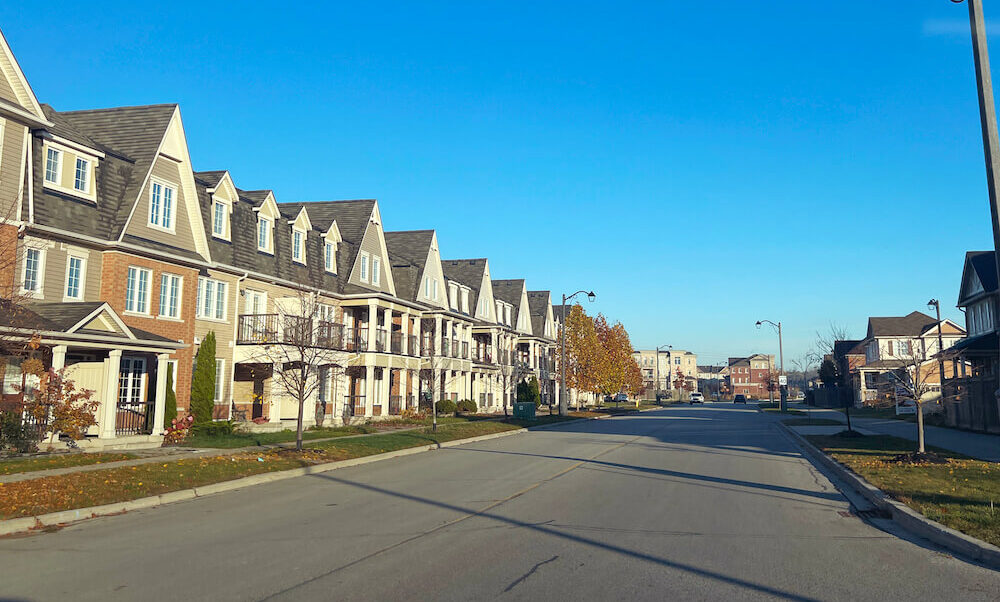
(806, 434, 1000, 548)
(782, 418, 845, 426)
(0, 452, 136, 476)
(0, 414, 591, 521)
(181, 424, 382, 448)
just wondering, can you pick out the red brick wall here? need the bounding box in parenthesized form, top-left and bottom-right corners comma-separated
(100, 251, 197, 413)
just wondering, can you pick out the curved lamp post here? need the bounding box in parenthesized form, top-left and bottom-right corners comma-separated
(560, 290, 596, 416)
(755, 319, 786, 412)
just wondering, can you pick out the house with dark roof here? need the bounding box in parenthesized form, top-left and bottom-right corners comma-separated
(725, 354, 775, 399)
(939, 251, 1000, 432)
(855, 310, 966, 406)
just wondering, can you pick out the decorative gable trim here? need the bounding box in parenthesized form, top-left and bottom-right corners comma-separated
(67, 303, 136, 340)
(0, 30, 46, 122)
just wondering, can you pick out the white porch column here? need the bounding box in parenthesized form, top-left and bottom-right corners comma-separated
(99, 350, 122, 439)
(152, 354, 169, 436)
(367, 300, 379, 352)
(364, 364, 375, 416)
(384, 307, 392, 353)
(401, 312, 410, 355)
(434, 315, 443, 355)
(51, 345, 67, 371)
(269, 371, 282, 423)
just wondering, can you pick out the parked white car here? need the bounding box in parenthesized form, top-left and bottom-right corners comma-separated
(613, 393, 628, 403)
(689, 392, 704, 404)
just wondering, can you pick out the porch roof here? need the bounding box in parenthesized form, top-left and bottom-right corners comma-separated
(0, 301, 183, 350)
(940, 331, 997, 357)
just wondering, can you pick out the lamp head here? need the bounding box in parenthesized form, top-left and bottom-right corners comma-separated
(927, 298, 938, 309)
(587, 291, 596, 302)
(755, 321, 763, 329)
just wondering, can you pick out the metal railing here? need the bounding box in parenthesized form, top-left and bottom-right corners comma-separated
(409, 335, 419, 357)
(237, 314, 279, 344)
(347, 394, 366, 416)
(375, 329, 388, 353)
(346, 328, 368, 352)
(389, 395, 402, 415)
(116, 399, 153, 436)
(317, 321, 344, 349)
(391, 332, 403, 354)
(461, 341, 469, 359)
(441, 339, 450, 357)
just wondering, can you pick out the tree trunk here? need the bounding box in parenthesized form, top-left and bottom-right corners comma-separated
(915, 401, 925, 454)
(296, 368, 306, 452)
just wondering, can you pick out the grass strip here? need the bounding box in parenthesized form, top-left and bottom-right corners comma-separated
(761, 408, 806, 415)
(0, 415, 585, 521)
(781, 418, 845, 426)
(0, 453, 136, 476)
(806, 434, 1000, 548)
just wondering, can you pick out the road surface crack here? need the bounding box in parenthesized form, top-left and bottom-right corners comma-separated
(503, 555, 559, 593)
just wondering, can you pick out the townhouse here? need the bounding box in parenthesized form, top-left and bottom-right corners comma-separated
(725, 354, 774, 398)
(633, 349, 699, 398)
(0, 29, 598, 447)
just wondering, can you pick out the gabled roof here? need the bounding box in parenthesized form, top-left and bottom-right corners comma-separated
(57, 104, 177, 238)
(385, 230, 436, 303)
(526, 290, 552, 339)
(959, 251, 998, 306)
(193, 170, 227, 188)
(0, 301, 179, 346)
(833, 339, 864, 357)
(866, 311, 940, 338)
(491, 279, 525, 306)
(278, 200, 376, 244)
(442, 258, 489, 320)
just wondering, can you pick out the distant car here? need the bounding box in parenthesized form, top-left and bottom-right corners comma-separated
(613, 393, 628, 403)
(734, 394, 747, 404)
(689, 392, 704, 404)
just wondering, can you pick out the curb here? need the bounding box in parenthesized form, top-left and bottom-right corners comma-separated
(2, 418, 622, 537)
(778, 422, 1000, 570)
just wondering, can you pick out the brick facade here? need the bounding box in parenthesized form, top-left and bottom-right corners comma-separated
(99, 251, 197, 413)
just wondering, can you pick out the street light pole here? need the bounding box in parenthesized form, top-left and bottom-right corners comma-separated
(560, 290, 596, 416)
(756, 319, 786, 412)
(928, 299, 948, 404)
(957, 0, 1000, 400)
(655, 344, 671, 404)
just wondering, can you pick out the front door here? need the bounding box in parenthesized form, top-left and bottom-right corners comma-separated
(117, 357, 149, 435)
(252, 378, 264, 419)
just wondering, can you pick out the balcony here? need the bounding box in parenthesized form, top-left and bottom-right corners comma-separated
(408, 335, 419, 357)
(347, 394, 365, 416)
(391, 331, 403, 355)
(459, 340, 468, 359)
(422, 336, 435, 357)
(316, 321, 344, 350)
(474, 346, 493, 364)
(441, 339, 450, 357)
(389, 395, 402, 415)
(375, 329, 388, 353)
(236, 314, 325, 348)
(345, 327, 368, 352)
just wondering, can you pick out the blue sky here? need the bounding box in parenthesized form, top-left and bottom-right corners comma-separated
(2, 1, 995, 366)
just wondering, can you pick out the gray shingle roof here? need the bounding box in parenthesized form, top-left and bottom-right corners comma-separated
(491, 279, 524, 306)
(527, 291, 552, 340)
(385, 230, 435, 303)
(441, 258, 488, 320)
(866, 311, 938, 338)
(277, 200, 376, 244)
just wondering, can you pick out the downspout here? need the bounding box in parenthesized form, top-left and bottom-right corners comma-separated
(228, 271, 249, 420)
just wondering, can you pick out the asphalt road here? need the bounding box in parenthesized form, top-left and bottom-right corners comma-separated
(0, 404, 997, 601)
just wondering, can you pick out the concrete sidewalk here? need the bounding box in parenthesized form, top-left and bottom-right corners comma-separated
(802, 407, 1000, 462)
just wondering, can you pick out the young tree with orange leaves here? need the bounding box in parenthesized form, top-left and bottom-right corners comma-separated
(564, 304, 602, 406)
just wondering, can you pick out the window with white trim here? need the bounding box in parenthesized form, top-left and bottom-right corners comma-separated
(292, 229, 305, 264)
(212, 199, 229, 239)
(461, 289, 469, 314)
(432, 278, 438, 300)
(149, 180, 176, 231)
(22, 248, 42, 295)
(159, 273, 182, 318)
(360, 252, 370, 282)
(424, 277, 431, 298)
(371, 256, 380, 285)
(65, 255, 84, 300)
(324, 242, 337, 273)
(74, 158, 90, 193)
(257, 217, 272, 253)
(196, 277, 228, 320)
(125, 266, 152, 314)
(45, 148, 61, 184)
(214, 359, 225, 403)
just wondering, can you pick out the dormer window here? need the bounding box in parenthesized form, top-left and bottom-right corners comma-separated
(371, 256, 380, 285)
(292, 228, 305, 264)
(461, 289, 469, 314)
(324, 241, 337, 273)
(449, 283, 458, 309)
(45, 148, 61, 183)
(149, 180, 175, 232)
(212, 198, 230, 240)
(257, 217, 273, 253)
(73, 158, 89, 193)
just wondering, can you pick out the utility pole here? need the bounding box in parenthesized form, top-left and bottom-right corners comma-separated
(959, 0, 1000, 402)
(928, 299, 948, 403)
(756, 319, 786, 411)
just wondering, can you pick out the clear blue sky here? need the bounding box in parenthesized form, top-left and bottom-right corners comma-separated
(2, 1, 995, 366)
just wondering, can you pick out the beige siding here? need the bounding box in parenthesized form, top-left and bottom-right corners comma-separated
(0, 73, 17, 104)
(195, 269, 241, 407)
(349, 225, 392, 293)
(0, 119, 26, 218)
(124, 155, 197, 250)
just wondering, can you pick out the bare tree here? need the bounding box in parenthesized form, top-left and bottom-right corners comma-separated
(806, 322, 853, 365)
(241, 290, 353, 451)
(884, 338, 942, 457)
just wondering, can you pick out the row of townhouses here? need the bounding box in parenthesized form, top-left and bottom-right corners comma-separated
(632, 349, 698, 398)
(0, 31, 565, 448)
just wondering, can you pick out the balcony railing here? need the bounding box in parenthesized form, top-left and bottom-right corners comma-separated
(317, 321, 344, 349)
(422, 336, 435, 357)
(408, 335, 419, 357)
(389, 395, 402, 415)
(441, 339, 450, 357)
(391, 331, 403, 355)
(347, 394, 365, 416)
(474, 346, 493, 363)
(346, 328, 368, 352)
(238, 314, 341, 349)
(461, 341, 469, 359)
(375, 329, 388, 353)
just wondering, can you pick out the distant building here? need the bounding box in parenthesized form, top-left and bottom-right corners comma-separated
(725, 354, 774, 398)
(633, 349, 697, 396)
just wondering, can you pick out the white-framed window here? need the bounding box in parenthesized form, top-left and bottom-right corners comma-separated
(44, 147, 61, 184)
(212, 200, 229, 239)
(898, 340, 911, 356)
(324, 242, 336, 273)
(214, 358, 225, 403)
(449, 284, 458, 309)
(64, 255, 85, 300)
(159, 273, 182, 318)
(432, 278, 439, 300)
(292, 229, 305, 264)
(371, 256, 380, 285)
(360, 252, 370, 282)
(118, 357, 147, 409)
(245, 289, 266, 314)
(22, 248, 43, 296)
(424, 277, 431, 298)
(461, 289, 469, 314)
(257, 217, 273, 253)
(505, 305, 511, 326)
(74, 157, 90, 193)
(149, 180, 176, 231)
(125, 266, 152, 314)
(196, 277, 228, 321)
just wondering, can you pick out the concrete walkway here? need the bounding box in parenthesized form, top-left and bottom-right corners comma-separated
(800, 407, 1000, 462)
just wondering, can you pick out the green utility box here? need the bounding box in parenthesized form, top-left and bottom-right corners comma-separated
(513, 402, 536, 420)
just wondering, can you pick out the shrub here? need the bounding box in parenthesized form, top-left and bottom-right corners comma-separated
(436, 399, 457, 414)
(517, 377, 541, 407)
(0, 410, 41, 454)
(190, 332, 217, 423)
(163, 415, 195, 445)
(191, 420, 235, 437)
(163, 362, 177, 428)
(456, 399, 477, 414)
